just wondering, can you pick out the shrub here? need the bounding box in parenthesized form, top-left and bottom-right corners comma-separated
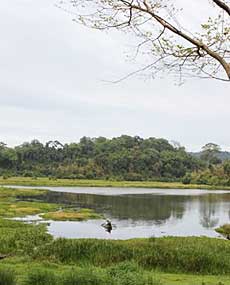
(0, 268, 16, 285)
(107, 261, 140, 278)
(23, 171, 33, 177)
(216, 224, 230, 238)
(182, 173, 192, 184)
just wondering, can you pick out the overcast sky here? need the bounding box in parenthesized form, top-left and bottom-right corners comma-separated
(0, 0, 229, 151)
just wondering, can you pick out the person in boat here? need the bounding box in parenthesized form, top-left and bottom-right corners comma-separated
(102, 219, 113, 233)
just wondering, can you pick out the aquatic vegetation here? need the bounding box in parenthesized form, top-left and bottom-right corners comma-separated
(0, 187, 48, 198)
(0, 187, 59, 219)
(216, 224, 230, 238)
(0, 201, 59, 218)
(41, 208, 102, 221)
(0, 186, 101, 222)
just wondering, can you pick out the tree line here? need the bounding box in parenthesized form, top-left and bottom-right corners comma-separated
(0, 136, 229, 185)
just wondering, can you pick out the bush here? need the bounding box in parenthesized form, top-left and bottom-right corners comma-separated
(107, 261, 140, 278)
(216, 224, 230, 238)
(182, 173, 192, 184)
(23, 171, 33, 177)
(25, 269, 57, 285)
(0, 268, 16, 285)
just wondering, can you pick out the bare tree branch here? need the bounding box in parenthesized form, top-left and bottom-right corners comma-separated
(212, 0, 230, 16)
(60, 0, 230, 82)
(130, 1, 230, 79)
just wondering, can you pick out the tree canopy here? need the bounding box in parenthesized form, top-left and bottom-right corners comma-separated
(59, 0, 230, 82)
(0, 136, 230, 186)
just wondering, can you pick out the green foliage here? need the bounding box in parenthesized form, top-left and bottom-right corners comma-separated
(2, 136, 229, 186)
(0, 268, 16, 285)
(215, 224, 230, 238)
(0, 136, 202, 181)
(191, 161, 230, 187)
(182, 173, 192, 185)
(25, 269, 57, 285)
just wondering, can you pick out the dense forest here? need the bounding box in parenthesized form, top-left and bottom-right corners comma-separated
(0, 136, 230, 186)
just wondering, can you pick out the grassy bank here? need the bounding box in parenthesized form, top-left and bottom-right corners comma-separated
(0, 218, 230, 284)
(0, 187, 58, 218)
(2, 259, 230, 285)
(1, 176, 230, 190)
(2, 217, 230, 276)
(0, 186, 102, 221)
(35, 237, 230, 275)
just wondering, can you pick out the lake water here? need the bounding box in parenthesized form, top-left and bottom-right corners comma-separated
(10, 186, 230, 239)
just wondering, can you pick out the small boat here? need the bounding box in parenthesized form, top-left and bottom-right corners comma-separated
(101, 219, 113, 233)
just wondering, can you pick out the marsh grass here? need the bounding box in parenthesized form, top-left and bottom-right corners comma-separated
(0, 187, 59, 218)
(0, 187, 101, 222)
(0, 201, 58, 218)
(1, 176, 230, 190)
(0, 187, 48, 198)
(0, 218, 52, 255)
(41, 208, 102, 221)
(0, 268, 16, 285)
(36, 237, 230, 275)
(61, 268, 109, 285)
(107, 261, 163, 285)
(24, 268, 57, 285)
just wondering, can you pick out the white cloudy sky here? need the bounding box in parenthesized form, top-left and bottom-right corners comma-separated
(0, 0, 229, 151)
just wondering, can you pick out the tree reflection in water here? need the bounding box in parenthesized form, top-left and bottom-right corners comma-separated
(23, 190, 230, 236)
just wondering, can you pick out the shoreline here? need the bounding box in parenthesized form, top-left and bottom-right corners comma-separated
(0, 176, 230, 190)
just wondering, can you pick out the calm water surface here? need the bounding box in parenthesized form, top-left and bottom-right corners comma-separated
(11, 186, 230, 239)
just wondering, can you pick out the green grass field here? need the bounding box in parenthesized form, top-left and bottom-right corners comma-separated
(1, 176, 230, 190)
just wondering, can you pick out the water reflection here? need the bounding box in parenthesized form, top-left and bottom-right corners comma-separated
(21, 189, 230, 239)
(39, 192, 188, 225)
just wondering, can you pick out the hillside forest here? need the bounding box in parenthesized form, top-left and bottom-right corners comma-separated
(0, 136, 230, 186)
